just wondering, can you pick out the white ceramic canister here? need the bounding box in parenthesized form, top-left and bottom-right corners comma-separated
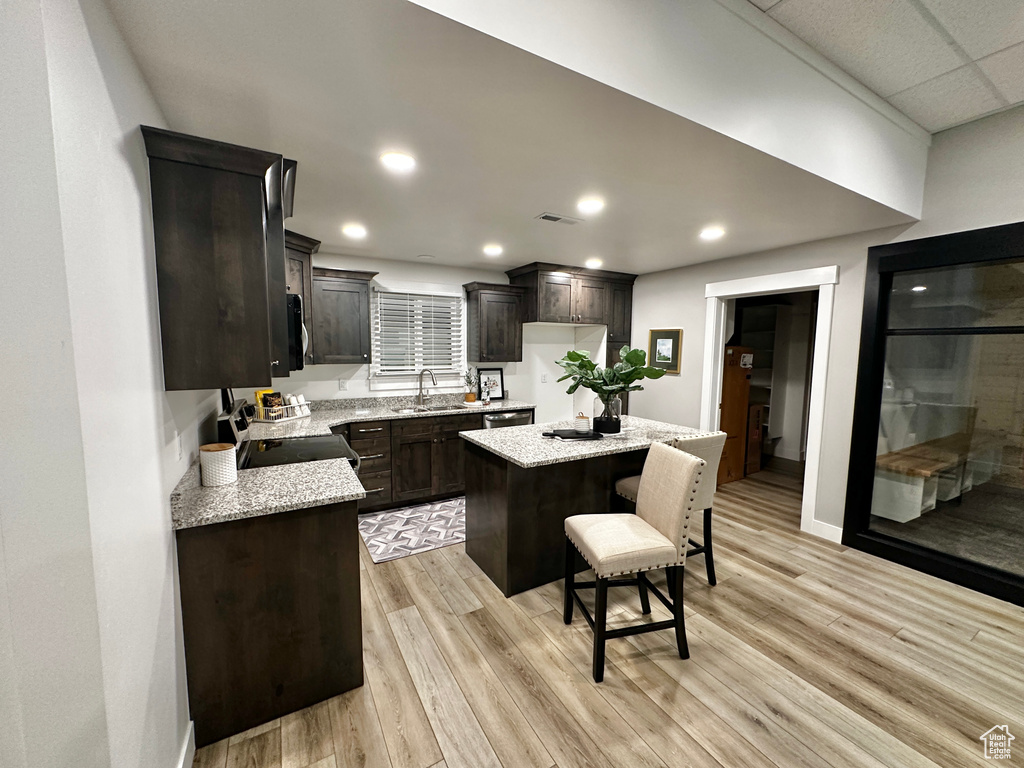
(200, 443, 238, 487)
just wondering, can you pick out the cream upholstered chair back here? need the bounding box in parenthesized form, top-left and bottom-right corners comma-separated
(635, 442, 705, 562)
(670, 431, 726, 511)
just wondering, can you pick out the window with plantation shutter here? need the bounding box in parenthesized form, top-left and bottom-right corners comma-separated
(371, 290, 463, 376)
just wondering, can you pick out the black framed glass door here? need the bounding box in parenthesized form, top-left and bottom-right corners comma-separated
(845, 221, 1024, 606)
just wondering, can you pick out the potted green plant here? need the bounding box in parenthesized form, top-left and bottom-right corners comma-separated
(463, 368, 479, 403)
(555, 346, 665, 433)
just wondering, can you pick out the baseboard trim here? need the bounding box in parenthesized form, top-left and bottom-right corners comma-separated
(177, 721, 195, 768)
(809, 519, 843, 544)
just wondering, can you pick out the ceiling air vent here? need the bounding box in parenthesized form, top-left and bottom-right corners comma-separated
(535, 212, 583, 225)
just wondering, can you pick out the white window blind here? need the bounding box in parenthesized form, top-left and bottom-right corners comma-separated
(371, 290, 463, 376)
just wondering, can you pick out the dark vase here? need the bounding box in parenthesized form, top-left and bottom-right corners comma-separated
(593, 395, 622, 434)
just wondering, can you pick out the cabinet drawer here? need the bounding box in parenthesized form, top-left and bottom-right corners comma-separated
(350, 420, 391, 439)
(358, 471, 392, 507)
(354, 440, 392, 473)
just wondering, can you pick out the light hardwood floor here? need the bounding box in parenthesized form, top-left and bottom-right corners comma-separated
(193, 469, 1024, 768)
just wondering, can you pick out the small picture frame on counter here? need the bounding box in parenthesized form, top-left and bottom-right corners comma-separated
(478, 368, 505, 401)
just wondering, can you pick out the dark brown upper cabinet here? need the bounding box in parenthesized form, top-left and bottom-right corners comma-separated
(142, 126, 287, 391)
(607, 281, 633, 343)
(506, 262, 636, 332)
(311, 268, 376, 364)
(464, 282, 526, 363)
(285, 230, 320, 364)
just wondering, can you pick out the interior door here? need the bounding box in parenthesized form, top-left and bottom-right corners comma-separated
(718, 345, 753, 485)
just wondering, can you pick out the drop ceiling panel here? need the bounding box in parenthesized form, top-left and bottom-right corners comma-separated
(919, 0, 1024, 59)
(978, 43, 1024, 104)
(768, 0, 964, 97)
(888, 65, 1007, 131)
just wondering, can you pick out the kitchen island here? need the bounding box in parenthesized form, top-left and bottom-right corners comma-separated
(460, 415, 697, 596)
(171, 459, 365, 747)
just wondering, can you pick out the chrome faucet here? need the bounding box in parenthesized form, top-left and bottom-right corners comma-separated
(418, 369, 437, 408)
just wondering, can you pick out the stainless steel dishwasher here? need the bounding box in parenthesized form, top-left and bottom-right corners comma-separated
(483, 411, 534, 429)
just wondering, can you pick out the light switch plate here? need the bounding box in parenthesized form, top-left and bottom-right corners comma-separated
(338, 379, 348, 391)
(541, 373, 548, 383)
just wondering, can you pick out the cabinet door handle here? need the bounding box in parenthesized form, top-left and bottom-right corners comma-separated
(271, 360, 280, 366)
(365, 487, 386, 494)
(359, 453, 385, 461)
(363, 354, 368, 358)
(358, 427, 385, 433)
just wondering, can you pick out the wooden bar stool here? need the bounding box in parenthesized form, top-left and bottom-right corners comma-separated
(614, 431, 726, 585)
(564, 442, 706, 682)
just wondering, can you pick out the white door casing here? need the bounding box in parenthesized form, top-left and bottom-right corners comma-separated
(700, 266, 841, 542)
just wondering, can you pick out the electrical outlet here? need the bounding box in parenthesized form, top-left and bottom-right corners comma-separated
(541, 373, 548, 384)
(175, 430, 183, 461)
(338, 379, 347, 391)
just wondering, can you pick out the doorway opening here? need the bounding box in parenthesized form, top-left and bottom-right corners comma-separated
(700, 266, 840, 541)
(719, 290, 818, 494)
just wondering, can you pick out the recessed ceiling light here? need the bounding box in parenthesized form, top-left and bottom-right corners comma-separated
(577, 197, 605, 215)
(416, 254, 435, 260)
(483, 244, 503, 257)
(342, 223, 367, 240)
(911, 285, 927, 292)
(379, 151, 416, 173)
(585, 257, 603, 269)
(699, 225, 725, 241)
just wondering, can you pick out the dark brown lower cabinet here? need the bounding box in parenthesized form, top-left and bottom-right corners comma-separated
(435, 425, 467, 494)
(175, 501, 363, 747)
(392, 429, 436, 502)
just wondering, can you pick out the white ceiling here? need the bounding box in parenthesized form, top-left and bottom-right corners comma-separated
(747, 0, 1024, 132)
(107, 0, 913, 274)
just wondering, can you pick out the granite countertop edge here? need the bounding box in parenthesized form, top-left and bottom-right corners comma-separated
(459, 416, 700, 469)
(170, 458, 366, 531)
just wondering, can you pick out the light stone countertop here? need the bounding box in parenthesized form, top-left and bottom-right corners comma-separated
(458, 415, 699, 468)
(170, 458, 365, 530)
(246, 396, 536, 440)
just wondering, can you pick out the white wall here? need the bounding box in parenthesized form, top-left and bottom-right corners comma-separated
(2, 0, 220, 765)
(409, 0, 930, 217)
(631, 104, 1024, 530)
(0, 1, 109, 765)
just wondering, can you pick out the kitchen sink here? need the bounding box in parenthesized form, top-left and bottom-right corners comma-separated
(392, 405, 458, 414)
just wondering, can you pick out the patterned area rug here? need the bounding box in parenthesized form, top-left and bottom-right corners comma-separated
(358, 496, 465, 563)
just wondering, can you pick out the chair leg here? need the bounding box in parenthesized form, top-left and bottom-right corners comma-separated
(667, 566, 676, 603)
(703, 507, 717, 587)
(673, 565, 689, 660)
(592, 577, 608, 682)
(563, 536, 575, 625)
(637, 572, 651, 615)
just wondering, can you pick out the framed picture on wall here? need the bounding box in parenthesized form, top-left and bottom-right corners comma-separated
(478, 368, 505, 401)
(648, 329, 682, 374)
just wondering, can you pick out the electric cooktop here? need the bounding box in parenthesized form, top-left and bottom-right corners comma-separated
(239, 435, 360, 470)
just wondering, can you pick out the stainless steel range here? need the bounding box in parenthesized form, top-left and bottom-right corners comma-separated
(216, 390, 360, 471)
